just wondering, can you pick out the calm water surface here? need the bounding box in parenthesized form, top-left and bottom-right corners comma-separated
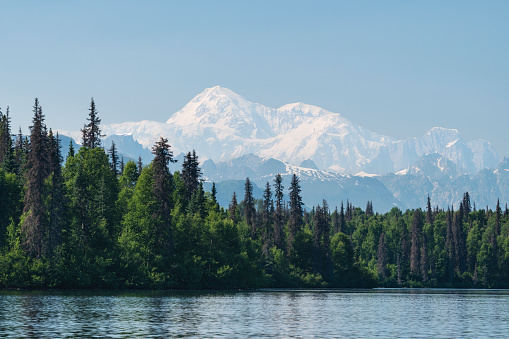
(1, 289, 509, 338)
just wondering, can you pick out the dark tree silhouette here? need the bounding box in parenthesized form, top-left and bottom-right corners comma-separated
(182, 150, 202, 202)
(21, 98, 50, 258)
(262, 181, 273, 244)
(109, 141, 119, 176)
(288, 173, 303, 254)
(151, 137, 177, 256)
(244, 177, 256, 238)
(273, 174, 285, 251)
(81, 98, 102, 149)
(229, 191, 238, 223)
(410, 209, 422, 276)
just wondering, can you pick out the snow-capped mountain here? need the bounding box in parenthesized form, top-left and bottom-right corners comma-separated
(83, 86, 497, 175)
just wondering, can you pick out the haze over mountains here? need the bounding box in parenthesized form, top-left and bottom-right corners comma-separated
(59, 86, 507, 212)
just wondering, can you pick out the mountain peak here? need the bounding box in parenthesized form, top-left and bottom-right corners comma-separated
(278, 102, 329, 117)
(166, 86, 251, 125)
(199, 85, 241, 99)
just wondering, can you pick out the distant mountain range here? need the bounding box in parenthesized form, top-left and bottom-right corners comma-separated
(58, 86, 507, 212)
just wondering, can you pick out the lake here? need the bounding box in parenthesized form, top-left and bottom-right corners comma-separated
(1, 289, 509, 338)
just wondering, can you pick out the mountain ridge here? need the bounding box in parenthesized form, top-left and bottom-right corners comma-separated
(59, 86, 500, 175)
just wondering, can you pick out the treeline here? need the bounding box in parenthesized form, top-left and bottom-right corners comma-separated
(0, 99, 508, 289)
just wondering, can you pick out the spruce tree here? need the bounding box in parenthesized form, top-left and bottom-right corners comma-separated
(346, 200, 352, 221)
(288, 173, 303, 254)
(67, 140, 75, 159)
(151, 137, 177, 256)
(0, 107, 13, 167)
(332, 206, 339, 234)
(365, 201, 373, 216)
(410, 209, 422, 277)
(339, 201, 346, 234)
(211, 182, 218, 206)
(81, 98, 102, 149)
(21, 98, 50, 258)
(109, 141, 119, 176)
(313, 203, 326, 275)
(426, 195, 433, 225)
(446, 207, 455, 283)
(182, 150, 202, 202)
(137, 156, 143, 176)
(463, 192, 471, 221)
(13, 128, 26, 176)
(452, 205, 467, 273)
(273, 174, 285, 251)
(244, 177, 256, 238)
(229, 191, 238, 223)
(0, 107, 15, 172)
(313, 200, 332, 280)
(262, 181, 273, 244)
(46, 130, 65, 255)
(495, 199, 501, 236)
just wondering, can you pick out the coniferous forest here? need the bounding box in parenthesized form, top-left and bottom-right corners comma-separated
(1, 99, 509, 289)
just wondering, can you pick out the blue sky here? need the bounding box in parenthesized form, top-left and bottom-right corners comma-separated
(1, 1, 508, 156)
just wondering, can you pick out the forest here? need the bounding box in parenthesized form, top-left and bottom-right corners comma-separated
(1, 98, 509, 289)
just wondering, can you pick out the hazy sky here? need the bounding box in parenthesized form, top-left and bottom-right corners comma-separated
(2, 1, 508, 156)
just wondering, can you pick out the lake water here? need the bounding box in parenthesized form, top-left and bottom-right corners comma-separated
(1, 289, 509, 338)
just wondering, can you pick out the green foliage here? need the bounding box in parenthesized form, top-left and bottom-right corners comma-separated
(2, 105, 509, 289)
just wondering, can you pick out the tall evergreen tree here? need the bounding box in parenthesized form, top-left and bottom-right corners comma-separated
(46, 130, 65, 255)
(137, 156, 143, 176)
(109, 141, 119, 176)
(182, 150, 202, 202)
(410, 209, 422, 276)
(345, 200, 352, 221)
(463, 192, 471, 221)
(446, 207, 455, 283)
(332, 206, 339, 234)
(365, 201, 373, 216)
(81, 98, 102, 149)
(229, 191, 238, 223)
(426, 195, 433, 225)
(262, 181, 273, 244)
(288, 173, 303, 254)
(67, 140, 75, 159)
(21, 98, 50, 258)
(12, 128, 26, 176)
(452, 204, 467, 273)
(312, 200, 332, 280)
(313, 203, 326, 275)
(1, 108, 15, 172)
(495, 199, 501, 236)
(211, 182, 218, 206)
(0, 106, 13, 168)
(273, 174, 285, 251)
(244, 177, 256, 238)
(151, 137, 177, 256)
(339, 201, 346, 234)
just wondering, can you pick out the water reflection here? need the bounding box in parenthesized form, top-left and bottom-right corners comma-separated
(1, 289, 509, 337)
